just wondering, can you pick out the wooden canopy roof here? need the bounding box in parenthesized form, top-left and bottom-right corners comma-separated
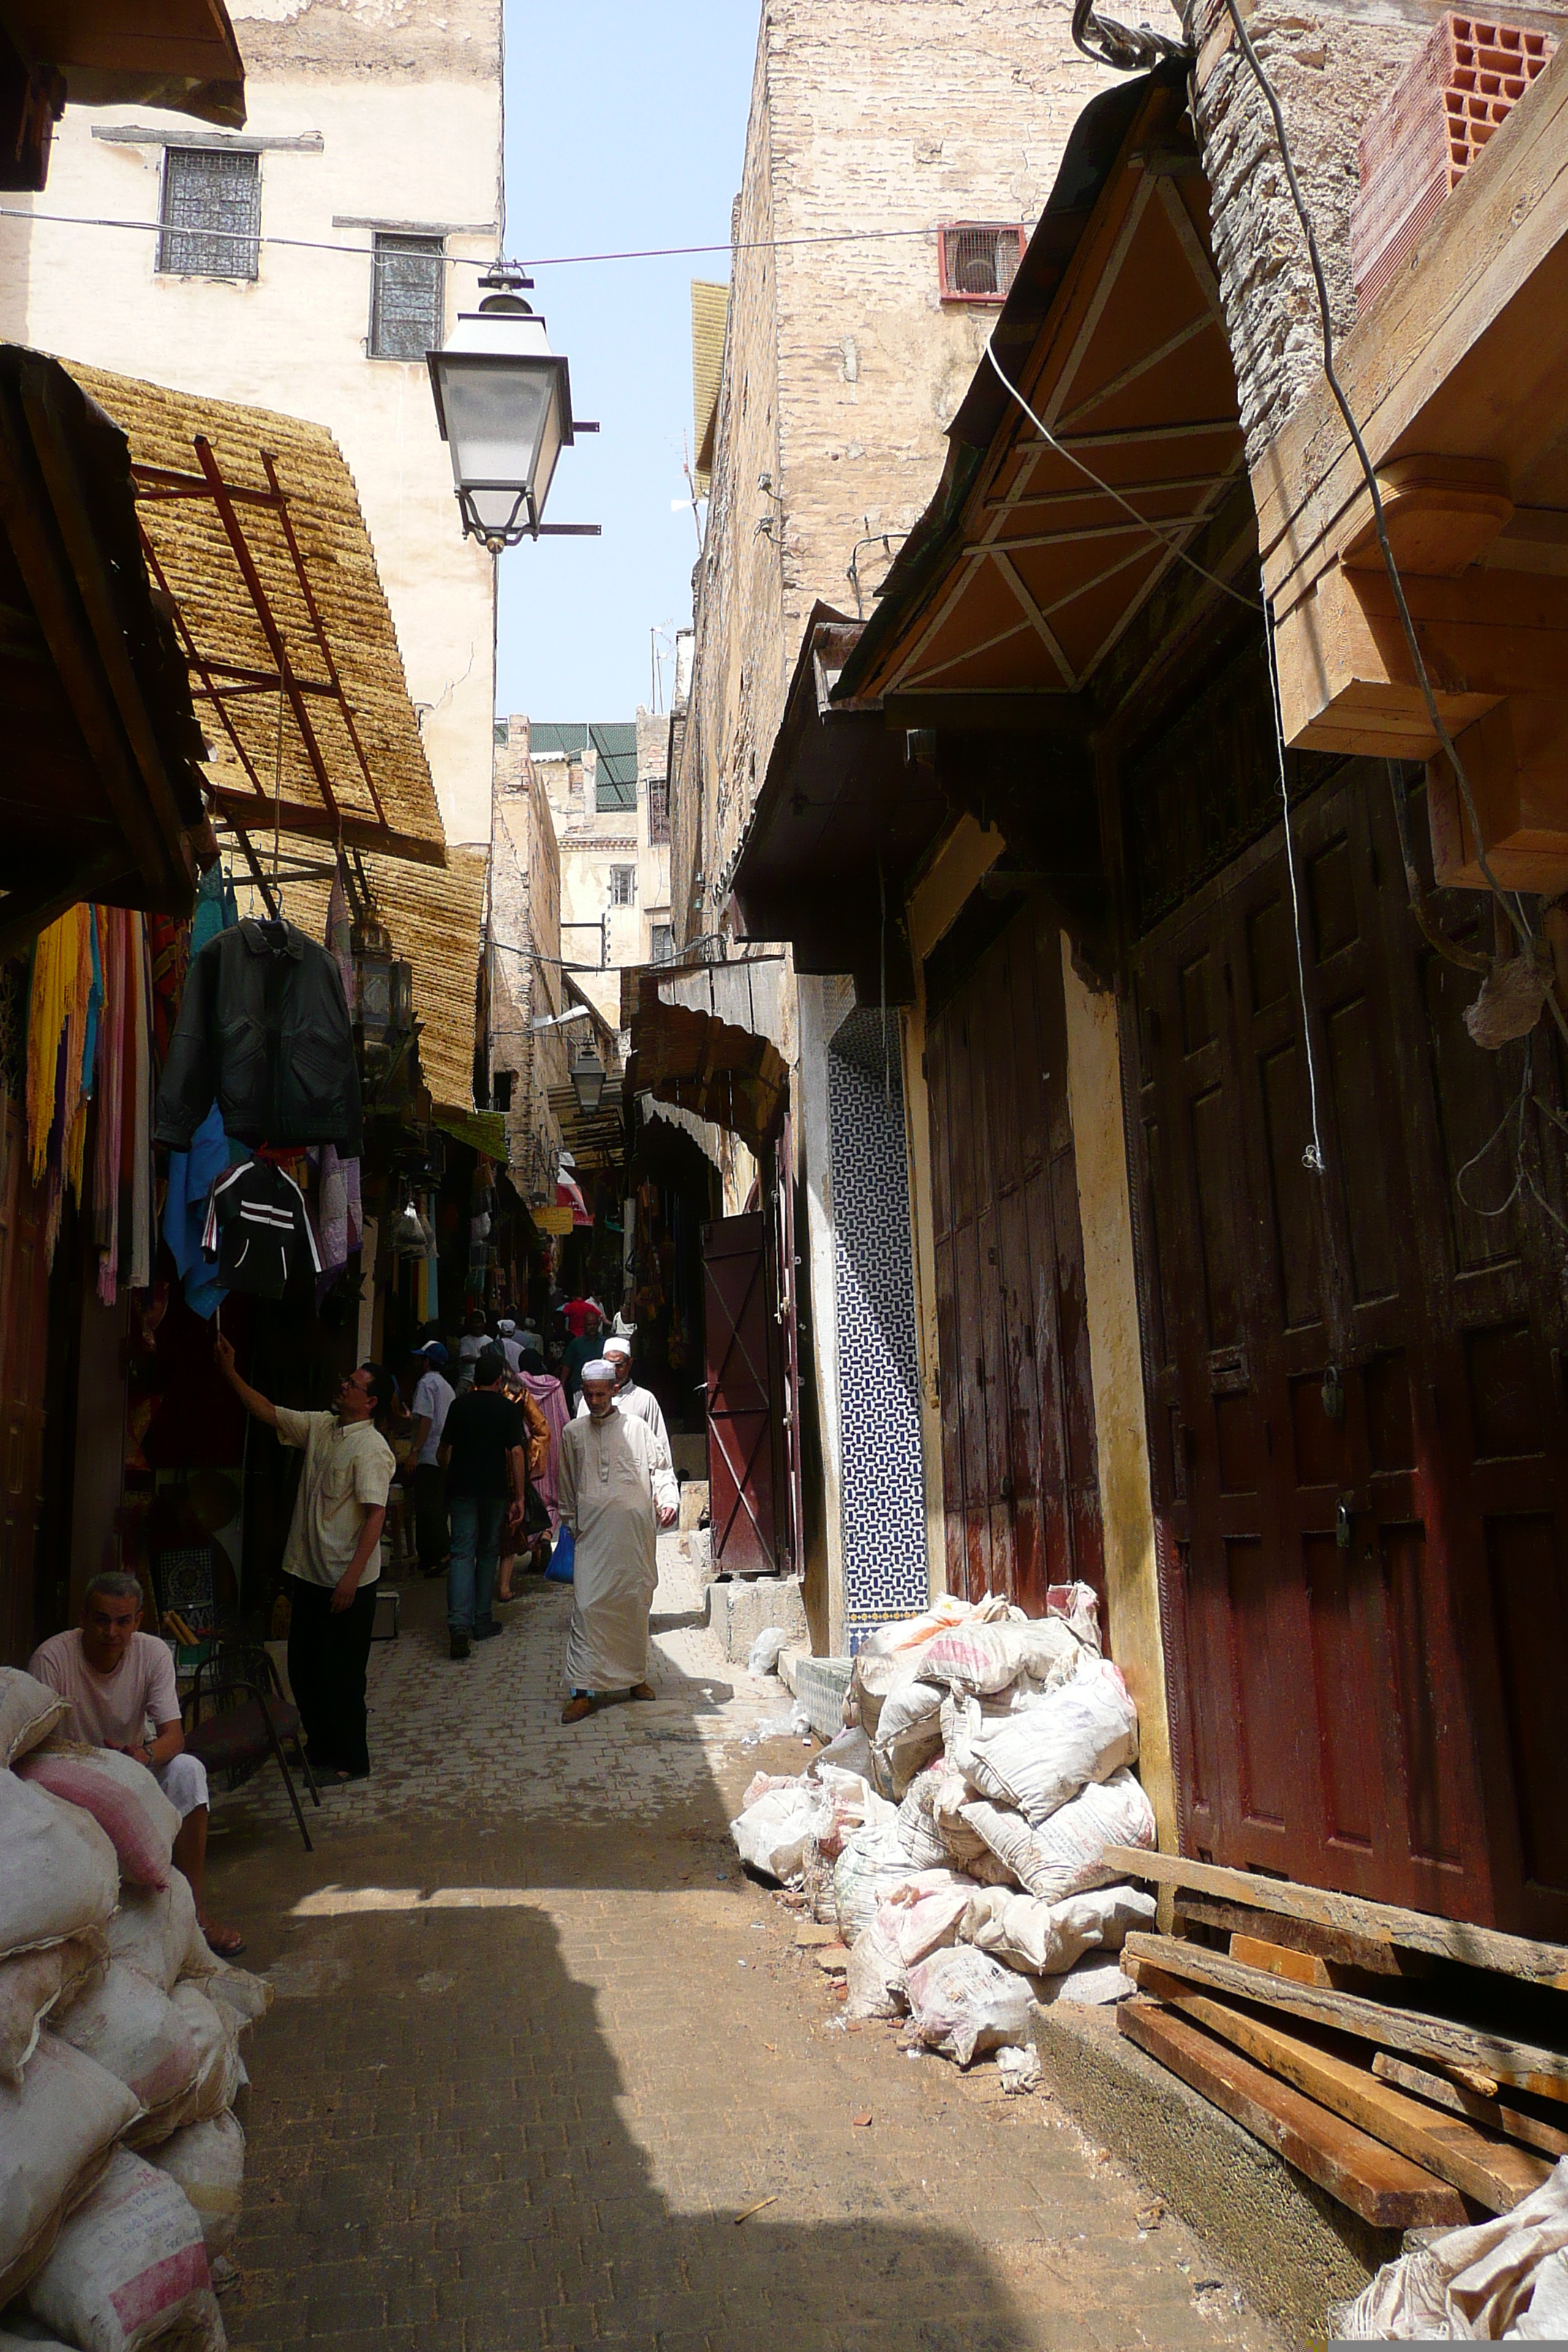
(839, 70, 1249, 712)
(69, 363, 448, 872)
(0, 346, 206, 954)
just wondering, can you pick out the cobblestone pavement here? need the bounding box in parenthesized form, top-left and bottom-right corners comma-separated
(212, 1540, 1284, 2352)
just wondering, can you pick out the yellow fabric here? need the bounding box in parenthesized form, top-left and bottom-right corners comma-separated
(26, 913, 69, 1183)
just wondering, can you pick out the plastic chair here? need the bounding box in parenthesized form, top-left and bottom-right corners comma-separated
(181, 1637, 320, 1852)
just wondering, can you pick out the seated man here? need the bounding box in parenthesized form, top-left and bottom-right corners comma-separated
(31, 1571, 243, 1957)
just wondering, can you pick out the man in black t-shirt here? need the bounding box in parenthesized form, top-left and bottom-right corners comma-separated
(437, 1346, 527, 1659)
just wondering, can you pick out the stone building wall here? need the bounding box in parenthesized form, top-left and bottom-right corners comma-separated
(676, 0, 1157, 939)
(1188, 0, 1568, 466)
(491, 718, 565, 1203)
(0, 0, 504, 845)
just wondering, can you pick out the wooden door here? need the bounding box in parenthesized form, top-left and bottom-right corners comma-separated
(1128, 764, 1568, 1934)
(927, 899, 1104, 1618)
(702, 1210, 780, 1577)
(771, 1113, 804, 1579)
(0, 1104, 50, 1665)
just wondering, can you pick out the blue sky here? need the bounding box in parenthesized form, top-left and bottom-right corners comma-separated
(494, 1, 757, 725)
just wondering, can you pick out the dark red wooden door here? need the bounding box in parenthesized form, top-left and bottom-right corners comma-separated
(1128, 764, 1568, 1934)
(702, 1210, 780, 1577)
(927, 898, 1104, 1619)
(771, 1113, 804, 1578)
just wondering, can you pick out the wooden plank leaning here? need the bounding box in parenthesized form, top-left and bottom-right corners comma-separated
(1118, 1999, 1468, 2228)
(1122, 1934, 1568, 2100)
(1131, 1961, 1552, 2213)
(1103, 1849, 1568, 1986)
(1371, 2054, 1568, 2163)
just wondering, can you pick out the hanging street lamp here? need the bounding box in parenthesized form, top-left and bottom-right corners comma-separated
(569, 1043, 606, 1115)
(427, 261, 598, 552)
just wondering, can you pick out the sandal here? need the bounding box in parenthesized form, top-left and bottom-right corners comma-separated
(628, 1681, 657, 1702)
(561, 1694, 596, 1724)
(203, 1921, 246, 1959)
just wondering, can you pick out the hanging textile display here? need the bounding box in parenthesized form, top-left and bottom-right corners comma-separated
(154, 916, 363, 1155)
(314, 867, 363, 1277)
(93, 911, 126, 1304)
(162, 867, 242, 1320)
(129, 915, 154, 1291)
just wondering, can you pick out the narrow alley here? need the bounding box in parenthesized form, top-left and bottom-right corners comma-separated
(211, 1546, 1276, 2352)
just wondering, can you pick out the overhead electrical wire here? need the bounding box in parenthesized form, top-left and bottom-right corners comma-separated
(0, 203, 953, 271)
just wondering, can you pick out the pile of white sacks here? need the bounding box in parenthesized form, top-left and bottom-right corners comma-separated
(0, 1667, 270, 2352)
(730, 1588, 1158, 2065)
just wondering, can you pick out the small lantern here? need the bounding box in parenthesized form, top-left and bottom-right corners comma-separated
(352, 913, 395, 1047)
(427, 263, 576, 551)
(570, 1044, 606, 1114)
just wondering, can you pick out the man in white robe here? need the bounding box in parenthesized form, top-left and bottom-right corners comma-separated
(559, 1362, 679, 1723)
(573, 1334, 670, 1452)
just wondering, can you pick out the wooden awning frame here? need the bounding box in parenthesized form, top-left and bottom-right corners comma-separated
(837, 68, 1252, 712)
(131, 437, 445, 874)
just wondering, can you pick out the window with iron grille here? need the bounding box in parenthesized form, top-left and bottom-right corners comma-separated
(937, 222, 1025, 306)
(369, 231, 446, 361)
(650, 922, 674, 966)
(159, 147, 261, 279)
(609, 866, 636, 907)
(647, 774, 670, 844)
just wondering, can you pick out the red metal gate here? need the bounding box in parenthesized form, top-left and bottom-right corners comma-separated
(1127, 764, 1568, 1934)
(926, 897, 1104, 1619)
(702, 1209, 780, 1577)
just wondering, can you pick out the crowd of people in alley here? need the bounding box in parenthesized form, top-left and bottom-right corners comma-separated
(209, 1297, 682, 1785)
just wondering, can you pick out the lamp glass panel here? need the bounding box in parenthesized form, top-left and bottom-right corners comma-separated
(437, 356, 550, 487)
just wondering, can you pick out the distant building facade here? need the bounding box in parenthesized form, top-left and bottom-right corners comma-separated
(0, 0, 503, 847)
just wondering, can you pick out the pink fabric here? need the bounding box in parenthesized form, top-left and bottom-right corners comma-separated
(519, 1371, 569, 1526)
(19, 1748, 177, 1888)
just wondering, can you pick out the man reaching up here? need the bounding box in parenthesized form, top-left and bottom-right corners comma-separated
(557, 1361, 678, 1725)
(215, 1336, 395, 1782)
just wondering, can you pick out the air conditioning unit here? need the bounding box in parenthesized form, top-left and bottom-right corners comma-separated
(938, 222, 1026, 306)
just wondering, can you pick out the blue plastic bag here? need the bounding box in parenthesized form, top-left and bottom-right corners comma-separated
(546, 1525, 575, 1583)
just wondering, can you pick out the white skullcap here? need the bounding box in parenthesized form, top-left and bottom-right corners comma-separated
(497, 1318, 516, 1333)
(581, 1358, 617, 1383)
(603, 1337, 632, 1359)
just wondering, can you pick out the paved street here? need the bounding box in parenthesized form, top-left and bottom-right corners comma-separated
(211, 1542, 1281, 2352)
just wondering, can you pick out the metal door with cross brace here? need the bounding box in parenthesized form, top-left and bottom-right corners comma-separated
(702, 1210, 781, 1577)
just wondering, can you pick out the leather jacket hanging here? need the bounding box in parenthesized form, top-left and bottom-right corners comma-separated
(154, 919, 363, 1155)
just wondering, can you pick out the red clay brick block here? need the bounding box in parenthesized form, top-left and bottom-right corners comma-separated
(1351, 14, 1553, 311)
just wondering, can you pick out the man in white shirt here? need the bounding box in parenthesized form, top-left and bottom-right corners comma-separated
(31, 1572, 243, 1956)
(559, 1363, 679, 1723)
(573, 1335, 671, 1453)
(404, 1339, 454, 1577)
(216, 1335, 396, 1782)
(494, 1319, 524, 1376)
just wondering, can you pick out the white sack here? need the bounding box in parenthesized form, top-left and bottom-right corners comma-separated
(858, 1594, 1001, 1661)
(1514, 2247, 1568, 2339)
(0, 2034, 143, 2306)
(894, 1772, 951, 1871)
(0, 1670, 71, 1767)
(961, 1883, 1157, 1976)
(811, 1766, 897, 1861)
(1045, 1580, 1101, 1651)
(0, 1777, 118, 1961)
(903, 1945, 1034, 2066)
(1331, 2155, 1568, 2340)
(917, 1621, 1034, 1695)
(203, 1961, 272, 2034)
(18, 1751, 181, 1891)
(161, 1983, 244, 2135)
(53, 1964, 204, 2130)
(146, 2114, 245, 2256)
(1036, 1955, 1137, 2006)
(106, 1879, 215, 1997)
(746, 1627, 789, 1677)
(809, 1724, 875, 1782)
(0, 1931, 108, 2089)
(729, 1784, 820, 1885)
(882, 1872, 976, 1968)
(25, 2146, 220, 2352)
(872, 1680, 946, 1796)
(960, 1768, 1155, 1903)
(959, 1657, 1139, 1824)
(832, 1824, 912, 1946)
(845, 1917, 906, 2020)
